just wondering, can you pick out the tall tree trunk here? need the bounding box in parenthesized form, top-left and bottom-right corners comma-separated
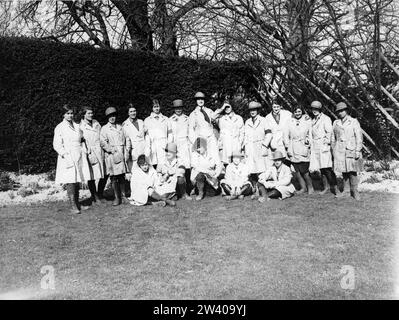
(285, 0, 313, 85)
(111, 0, 153, 51)
(154, 0, 178, 56)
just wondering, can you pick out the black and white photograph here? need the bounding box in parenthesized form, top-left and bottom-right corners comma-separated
(0, 0, 398, 302)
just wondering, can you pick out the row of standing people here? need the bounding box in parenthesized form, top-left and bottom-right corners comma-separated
(53, 92, 363, 214)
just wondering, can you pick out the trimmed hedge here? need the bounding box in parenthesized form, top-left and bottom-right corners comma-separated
(0, 37, 260, 173)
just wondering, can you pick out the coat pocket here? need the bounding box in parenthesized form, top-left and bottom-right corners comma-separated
(88, 152, 98, 165)
(321, 144, 331, 153)
(64, 154, 75, 169)
(292, 141, 309, 157)
(345, 149, 356, 158)
(112, 151, 123, 164)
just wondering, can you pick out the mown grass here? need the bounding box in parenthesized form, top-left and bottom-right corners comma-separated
(0, 192, 398, 300)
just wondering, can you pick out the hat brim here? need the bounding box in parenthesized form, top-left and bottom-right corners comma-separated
(273, 157, 285, 161)
(106, 112, 117, 117)
(165, 149, 177, 153)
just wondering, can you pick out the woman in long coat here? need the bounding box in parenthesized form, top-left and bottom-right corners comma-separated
(264, 101, 292, 158)
(215, 102, 244, 165)
(309, 101, 338, 195)
(122, 103, 146, 171)
(332, 102, 363, 200)
(287, 106, 314, 194)
(53, 104, 89, 214)
(144, 99, 170, 168)
(100, 107, 128, 206)
(168, 99, 192, 189)
(80, 106, 106, 204)
(243, 101, 272, 189)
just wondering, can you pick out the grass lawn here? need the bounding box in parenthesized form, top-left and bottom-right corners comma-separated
(0, 192, 398, 300)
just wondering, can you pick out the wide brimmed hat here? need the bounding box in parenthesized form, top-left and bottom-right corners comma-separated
(272, 150, 285, 161)
(105, 107, 117, 116)
(335, 102, 348, 112)
(193, 137, 207, 151)
(165, 142, 177, 154)
(310, 101, 322, 109)
(248, 101, 262, 110)
(194, 92, 206, 99)
(172, 99, 184, 108)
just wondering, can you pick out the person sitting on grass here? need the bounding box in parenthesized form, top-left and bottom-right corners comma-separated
(257, 151, 296, 202)
(220, 151, 252, 200)
(156, 142, 192, 200)
(190, 137, 223, 201)
(129, 154, 176, 207)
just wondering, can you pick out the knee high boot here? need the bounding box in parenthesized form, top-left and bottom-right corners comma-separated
(318, 174, 329, 195)
(336, 173, 351, 198)
(177, 177, 191, 200)
(304, 172, 314, 194)
(350, 173, 360, 200)
(295, 171, 307, 195)
(97, 176, 108, 202)
(267, 188, 282, 199)
(326, 168, 338, 195)
(87, 180, 100, 205)
(112, 177, 121, 206)
(66, 183, 80, 214)
(119, 175, 129, 204)
(75, 183, 89, 211)
(195, 174, 205, 201)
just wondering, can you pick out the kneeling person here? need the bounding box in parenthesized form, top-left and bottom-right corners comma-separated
(129, 154, 176, 206)
(220, 151, 252, 200)
(157, 142, 192, 200)
(257, 151, 295, 202)
(191, 137, 223, 201)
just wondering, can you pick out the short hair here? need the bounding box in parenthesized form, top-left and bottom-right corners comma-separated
(127, 102, 135, 110)
(81, 106, 94, 118)
(137, 154, 147, 166)
(293, 106, 304, 113)
(62, 104, 73, 113)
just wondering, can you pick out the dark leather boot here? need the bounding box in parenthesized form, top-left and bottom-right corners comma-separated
(112, 178, 121, 206)
(66, 183, 80, 214)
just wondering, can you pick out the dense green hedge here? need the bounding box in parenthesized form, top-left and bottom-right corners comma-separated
(0, 37, 260, 173)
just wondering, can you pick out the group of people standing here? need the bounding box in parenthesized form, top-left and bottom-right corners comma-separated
(53, 92, 363, 214)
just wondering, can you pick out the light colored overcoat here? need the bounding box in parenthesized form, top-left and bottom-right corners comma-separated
(169, 113, 191, 168)
(287, 115, 312, 163)
(216, 113, 244, 164)
(258, 164, 296, 199)
(264, 109, 292, 158)
(244, 116, 271, 174)
(53, 120, 86, 184)
(80, 119, 104, 181)
(123, 118, 146, 170)
(100, 123, 127, 176)
(332, 115, 363, 173)
(188, 106, 221, 160)
(310, 113, 333, 171)
(144, 113, 169, 166)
